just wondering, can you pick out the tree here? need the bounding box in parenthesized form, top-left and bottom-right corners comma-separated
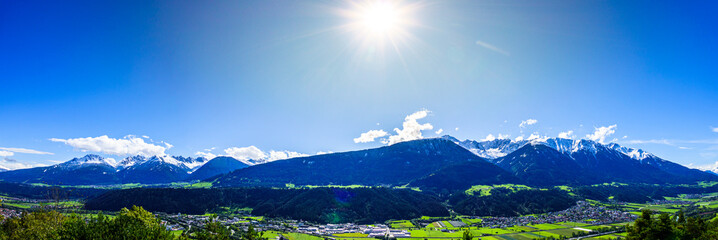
(653, 213, 674, 240)
(195, 218, 231, 240)
(0, 211, 64, 240)
(683, 217, 706, 240)
(241, 224, 264, 240)
(462, 228, 473, 240)
(626, 209, 653, 240)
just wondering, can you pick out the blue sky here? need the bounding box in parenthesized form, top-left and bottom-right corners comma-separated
(1, 0, 717, 169)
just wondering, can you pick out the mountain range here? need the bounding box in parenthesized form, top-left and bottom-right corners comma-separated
(0, 136, 714, 189)
(0, 154, 248, 185)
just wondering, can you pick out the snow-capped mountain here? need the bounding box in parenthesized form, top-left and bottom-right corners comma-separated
(606, 143, 654, 161)
(118, 155, 147, 168)
(60, 154, 119, 168)
(0, 154, 214, 185)
(116, 155, 208, 171)
(0, 136, 714, 186)
(119, 156, 192, 184)
(443, 135, 649, 162)
(173, 156, 209, 170)
(444, 135, 717, 184)
(441, 135, 526, 159)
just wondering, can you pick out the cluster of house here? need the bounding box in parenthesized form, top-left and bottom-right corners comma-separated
(296, 223, 410, 238)
(159, 212, 292, 234)
(0, 208, 20, 219)
(363, 225, 411, 238)
(151, 200, 649, 237)
(478, 201, 637, 228)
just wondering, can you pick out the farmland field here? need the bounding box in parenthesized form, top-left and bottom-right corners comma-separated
(528, 223, 565, 230)
(390, 220, 415, 229)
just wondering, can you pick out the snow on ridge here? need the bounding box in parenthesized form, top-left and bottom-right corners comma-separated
(607, 143, 654, 161)
(444, 135, 653, 161)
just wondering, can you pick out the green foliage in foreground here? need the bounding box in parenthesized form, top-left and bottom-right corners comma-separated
(0, 206, 261, 240)
(0, 206, 172, 240)
(626, 209, 718, 240)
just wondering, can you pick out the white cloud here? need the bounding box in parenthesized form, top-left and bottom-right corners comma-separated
(0, 151, 14, 157)
(222, 146, 308, 165)
(558, 130, 575, 139)
(224, 146, 267, 162)
(527, 133, 548, 141)
(268, 150, 308, 161)
(514, 135, 525, 141)
(692, 161, 718, 171)
(712, 127, 718, 133)
(353, 130, 388, 143)
(0, 158, 48, 170)
(386, 110, 433, 145)
(585, 125, 617, 144)
(0, 147, 54, 155)
(519, 119, 538, 128)
(481, 134, 496, 141)
(195, 151, 217, 160)
(435, 129, 443, 135)
(316, 151, 333, 155)
(50, 135, 168, 156)
(479, 134, 509, 142)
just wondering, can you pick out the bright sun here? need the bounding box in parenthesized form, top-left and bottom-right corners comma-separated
(360, 2, 400, 36)
(331, 0, 423, 63)
(342, 0, 416, 41)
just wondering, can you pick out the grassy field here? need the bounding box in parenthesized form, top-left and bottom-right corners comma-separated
(264, 231, 324, 240)
(389, 220, 415, 229)
(528, 223, 565, 230)
(464, 184, 532, 196)
(185, 182, 213, 188)
(171, 230, 184, 237)
(546, 228, 585, 237)
(2, 202, 31, 209)
(460, 218, 482, 226)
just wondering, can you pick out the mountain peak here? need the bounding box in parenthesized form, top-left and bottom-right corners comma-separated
(449, 136, 655, 162)
(606, 143, 654, 161)
(119, 155, 147, 168)
(440, 135, 460, 142)
(63, 154, 118, 168)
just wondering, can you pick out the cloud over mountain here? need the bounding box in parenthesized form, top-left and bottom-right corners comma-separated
(353, 130, 388, 143)
(586, 125, 617, 144)
(353, 110, 435, 145)
(221, 146, 308, 165)
(50, 135, 168, 156)
(386, 110, 433, 145)
(0, 151, 13, 157)
(558, 130, 575, 139)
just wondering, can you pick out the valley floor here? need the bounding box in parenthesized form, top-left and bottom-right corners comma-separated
(4, 187, 718, 239)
